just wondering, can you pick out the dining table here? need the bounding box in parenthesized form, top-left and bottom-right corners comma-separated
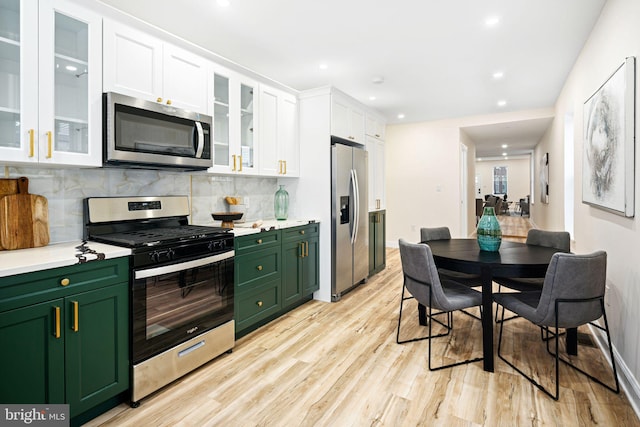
(423, 238, 574, 372)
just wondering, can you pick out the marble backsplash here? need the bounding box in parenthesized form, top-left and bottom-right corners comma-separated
(3, 166, 279, 244)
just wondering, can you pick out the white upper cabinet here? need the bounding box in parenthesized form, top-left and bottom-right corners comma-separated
(366, 136, 385, 210)
(365, 113, 385, 140)
(331, 92, 365, 143)
(259, 85, 299, 177)
(208, 65, 258, 174)
(103, 19, 208, 114)
(0, 0, 102, 166)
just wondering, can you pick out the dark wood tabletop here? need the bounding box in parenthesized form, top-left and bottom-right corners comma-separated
(422, 238, 568, 372)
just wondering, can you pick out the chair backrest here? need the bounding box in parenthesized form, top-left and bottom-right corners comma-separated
(495, 199, 503, 215)
(398, 239, 450, 309)
(520, 199, 530, 214)
(475, 199, 484, 217)
(526, 229, 570, 252)
(534, 251, 607, 328)
(420, 227, 451, 242)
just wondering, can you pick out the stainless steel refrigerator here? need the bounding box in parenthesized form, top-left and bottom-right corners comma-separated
(331, 137, 368, 301)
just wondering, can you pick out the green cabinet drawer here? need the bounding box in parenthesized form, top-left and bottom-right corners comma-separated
(235, 278, 281, 333)
(282, 223, 319, 242)
(0, 258, 129, 312)
(235, 247, 280, 291)
(234, 229, 280, 254)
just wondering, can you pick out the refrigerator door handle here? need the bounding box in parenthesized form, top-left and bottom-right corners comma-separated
(350, 169, 357, 244)
(352, 168, 360, 244)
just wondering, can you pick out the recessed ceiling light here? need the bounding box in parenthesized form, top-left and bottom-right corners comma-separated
(493, 71, 504, 79)
(319, 63, 328, 70)
(485, 16, 500, 27)
(397, 113, 405, 119)
(217, 0, 230, 6)
(497, 100, 507, 107)
(501, 144, 508, 148)
(504, 157, 509, 160)
(65, 65, 77, 72)
(369, 96, 376, 101)
(502, 152, 507, 156)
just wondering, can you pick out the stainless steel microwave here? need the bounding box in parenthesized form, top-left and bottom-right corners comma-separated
(103, 92, 212, 170)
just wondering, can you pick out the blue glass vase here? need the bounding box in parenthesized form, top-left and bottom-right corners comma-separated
(274, 185, 289, 220)
(477, 206, 502, 252)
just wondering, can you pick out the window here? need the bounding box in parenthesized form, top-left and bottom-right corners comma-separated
(493, 166, 507, 194)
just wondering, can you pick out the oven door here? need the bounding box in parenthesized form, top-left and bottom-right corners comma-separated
(131, 250, 234, 364)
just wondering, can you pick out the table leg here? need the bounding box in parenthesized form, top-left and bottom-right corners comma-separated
(566, 327, 578, 355)
(480, 266, 494, 372)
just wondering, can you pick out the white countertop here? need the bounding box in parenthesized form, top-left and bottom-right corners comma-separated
(204, 219, 320, 236)
(0, 241, 132, 278)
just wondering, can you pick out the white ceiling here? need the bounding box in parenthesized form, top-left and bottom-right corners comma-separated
(98, 0, 606, 157)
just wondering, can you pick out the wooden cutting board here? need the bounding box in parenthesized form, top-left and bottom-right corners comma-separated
(0, 177, 50, 250)
(0, 178, 19, 251)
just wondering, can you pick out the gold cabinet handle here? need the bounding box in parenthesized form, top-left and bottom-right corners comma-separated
(46, 131, 52, 158)
(305, 241, 309, 257)
(256, 239, 262, 244)
(166, 99, 172, 105)
(54, 306, 61, 338)
(72, 301, 79, 332)
(376, 199, 381, 210)
(239, 155, 243, 171)
(299, 242, 304, 258)
(256, 301, 263, 307)
(232, 154, 237, 171)
(257, 265, 263, 271)
(60, 278, 70, 286)
(157, 97, 163, 103)
(28, 129, 35, 157)
(278, 160, 282, 174)
(283, 160, 287, 175)
(300, 230, 305, 235)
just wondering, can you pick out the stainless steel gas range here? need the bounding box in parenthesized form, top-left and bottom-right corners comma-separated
(84, 195, 235, 405)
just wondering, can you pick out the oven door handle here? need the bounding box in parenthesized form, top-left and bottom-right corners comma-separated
(134, 250, 234, 280)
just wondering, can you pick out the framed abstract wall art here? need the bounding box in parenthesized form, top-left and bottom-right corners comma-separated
(540, 152, 549, 204)
(582, 56, 635, 217)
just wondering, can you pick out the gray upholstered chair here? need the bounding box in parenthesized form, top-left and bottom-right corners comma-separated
(420, 227, 482, 323)
(396, 239, 483, 371)
(494, 251, 619, 400)
(495, 229, 571, 292)
(494, 229, 570, 323)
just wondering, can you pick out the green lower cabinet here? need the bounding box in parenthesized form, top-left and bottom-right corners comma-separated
(235, 223, 319, 337)
(65, 284, 129, 417)
(0, 300, 66, 404)
(0, 258, 129, 419)
(369, 210, 386, 276)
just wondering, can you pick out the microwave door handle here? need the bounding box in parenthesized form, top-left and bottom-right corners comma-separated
(195, 121, 205, 158)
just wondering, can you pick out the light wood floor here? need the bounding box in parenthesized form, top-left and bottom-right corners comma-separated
(86, 217, 639, 426)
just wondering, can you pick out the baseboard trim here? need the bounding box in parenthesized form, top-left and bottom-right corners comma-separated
(589, 323, 640, 420)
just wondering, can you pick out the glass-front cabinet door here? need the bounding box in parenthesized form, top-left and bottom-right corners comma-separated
(208, 66, 258, 174)
(239, 82, 255, 171)
(212, 72, 230, 170)
(0, 0, 101, 166)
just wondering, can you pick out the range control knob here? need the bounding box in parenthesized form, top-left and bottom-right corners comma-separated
(150, 251, 160, 263)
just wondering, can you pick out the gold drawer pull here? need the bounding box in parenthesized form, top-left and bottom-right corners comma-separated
(256, 239, 262, 244)
(72, 301, 79, 332)
(257, 265, 263, 271)
(305, 241, 309, 257)
(166, 99, 172, 105)
(46, 131, 52, 158)
(60, 278, 70, 286)
(300, 230, 305, 235)
(256, 301, 263, 307)
(54, 306, 61, 338)
(157, 97, 163, 103)
(28, 129, 35, 157)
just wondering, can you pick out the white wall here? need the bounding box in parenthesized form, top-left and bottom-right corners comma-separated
(475, 157, 531, 203)
(535, 0, 640, 402)
(385, 108, 553, 245)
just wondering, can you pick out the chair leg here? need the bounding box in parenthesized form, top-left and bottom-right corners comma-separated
(494, 283, 520, 324)
(428, 303, 483, 371)
(545, 302, 620, 395)
(396, 282, 451, 344)
(496, 302, 560, 400)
